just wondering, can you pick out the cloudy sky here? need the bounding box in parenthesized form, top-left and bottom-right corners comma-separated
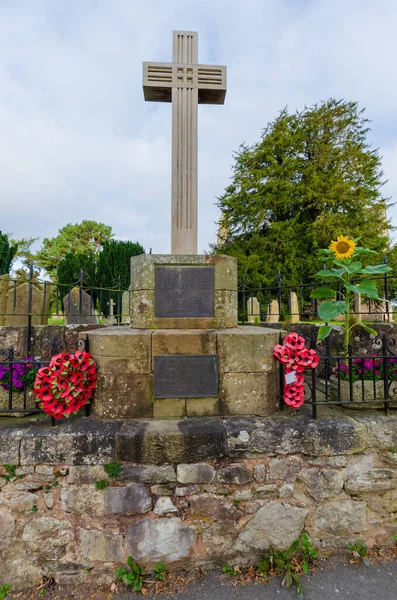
(1, 0, 396, 257)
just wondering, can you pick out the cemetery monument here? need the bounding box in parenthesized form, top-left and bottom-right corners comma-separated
(85, 31, 280, 419)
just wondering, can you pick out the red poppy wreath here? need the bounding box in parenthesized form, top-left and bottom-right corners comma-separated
(273, 333, 319, 409)
(33, 351, 97, 419)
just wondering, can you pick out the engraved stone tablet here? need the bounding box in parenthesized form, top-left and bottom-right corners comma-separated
(155, 266, 214, 318)
(154, 355, 218, 398)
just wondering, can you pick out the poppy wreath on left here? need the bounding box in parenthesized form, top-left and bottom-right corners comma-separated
(33, 351, 97, 419)
(273, 333, 319, 409)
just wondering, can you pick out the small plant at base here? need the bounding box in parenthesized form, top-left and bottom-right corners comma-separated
(0, 585, 10, 599)
(39, 590, 47, 597)
(153, 564, 167, 581)
(393, 535, 397, 543)
(104, 461, 122, 479)
(222, 565, 240, 577)
(2, 465, 17, 483)
(114, 556, 144, 592)
(256, 534, 318, 597)
(95, 479, 110, 490)
(347, 541, 368, 559)
(31, 505, 38, 513)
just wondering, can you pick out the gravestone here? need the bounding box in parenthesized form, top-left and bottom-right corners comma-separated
(106, 299, 117, 326)
(121, 291, 130, 325)
(0, 276, 50, 326)
(290, 292, 300, 324)
(266, 299, 280, 324)
(247, 297, 260, 324)
(63, 287, 96, 325)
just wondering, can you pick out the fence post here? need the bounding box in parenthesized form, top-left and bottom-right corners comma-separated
(384, 255, 390, 322)
(277, 270, 282, 319)
(27, 265, 33, 356)
(383, 333, 390, 415)
(241, 277, 246, 325)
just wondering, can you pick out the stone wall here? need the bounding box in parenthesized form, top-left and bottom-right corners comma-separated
(1, 408, 397, 590)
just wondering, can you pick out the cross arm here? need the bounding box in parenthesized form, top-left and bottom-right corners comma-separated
(143, 62, 227, 104)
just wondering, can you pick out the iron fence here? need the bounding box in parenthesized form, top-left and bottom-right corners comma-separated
(238, 256, 395, 324)
(0, 337, 90, 425)
(279, 333, 397, 418)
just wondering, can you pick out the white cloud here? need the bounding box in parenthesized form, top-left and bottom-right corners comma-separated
(0, 0, 396, 256)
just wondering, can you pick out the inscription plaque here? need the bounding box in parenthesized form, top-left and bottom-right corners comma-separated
(155, 266, 214, 318)
(154, 355, 218, 398)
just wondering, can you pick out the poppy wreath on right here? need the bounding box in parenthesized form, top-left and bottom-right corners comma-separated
(273, 333, 319, 408)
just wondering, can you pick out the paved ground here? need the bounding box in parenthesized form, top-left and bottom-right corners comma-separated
(115, 562, 397, 600)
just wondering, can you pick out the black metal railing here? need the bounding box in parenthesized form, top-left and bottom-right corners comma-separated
(238, 256, 395, 324)
(279, 333, 397, 418)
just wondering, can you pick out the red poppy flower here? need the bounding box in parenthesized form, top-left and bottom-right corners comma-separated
(284, 333, 306, 351)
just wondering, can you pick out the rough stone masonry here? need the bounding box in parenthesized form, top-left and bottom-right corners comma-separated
(1, 407, 397, 590)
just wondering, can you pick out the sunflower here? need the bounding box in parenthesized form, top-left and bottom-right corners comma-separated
(329, 235, 356, 259)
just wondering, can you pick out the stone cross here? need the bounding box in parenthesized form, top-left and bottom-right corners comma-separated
(143, 31, 227, 254)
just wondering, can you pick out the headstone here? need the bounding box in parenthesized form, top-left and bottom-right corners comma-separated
(143, 31, 227, 254)
(0, 276, 50, 326)
(106, 299, 117, 326)
(266, 299, 280, 324)
(290, 292, 300, 324)
(63, 287, 96, 325)
(121, 291, 130, 325)
(247, 297, 260, 324)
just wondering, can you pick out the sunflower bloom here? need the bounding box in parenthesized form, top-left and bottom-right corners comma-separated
(329, 235, 356, 259)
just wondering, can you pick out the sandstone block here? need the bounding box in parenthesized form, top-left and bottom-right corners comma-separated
(314, 500, 367, 535)
(151, 484, 175, 496)
(67, 465, 108, 485)
(186, 398, 220, 417)
(0, 423, 27, 464)
(366, 489, 397, 513)
(118, 419, 226, 465)
(154, 399, 186, 419)
(344, 469, 397, 494)
(22, 517, 71, 559)
(154, 497, 178, 515)
(237, 501, 307, 551)
(298, 468, 343, 501)
(152, 330, 217, 367)
(190, 493, 241, 522)
(61, 486, 105, 516)
(253, 464, 267, 482)
(254, 484, 279, 497)
(214, 290, 238, 328)
(177, 463, 216, 484)
(104, 484, 152, 515)
(35, 465, 55, 475)
(93, 374, 153, 419)
(269, 458, 301, 482)
(20, 419, 122, 465)
(220, 372, 278, 417)
(0, 508, 15, 546)
(44, 492, 54, 510)
(217, 327, 279, 373)
(86, 327, 151, 364)
(119, 465, 176, 484)
(0, 491, 39, 511)
(78, 528, 124, 562)
(175, 485, 201, 496)
(126, 517, 197, 562)
(217, 464, 253, 485)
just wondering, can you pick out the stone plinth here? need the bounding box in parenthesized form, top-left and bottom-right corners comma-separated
(130, 254, 237, 329)
(84, 326, 280, 419)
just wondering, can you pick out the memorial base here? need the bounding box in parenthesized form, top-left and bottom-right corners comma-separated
(83, 326, 280, 419)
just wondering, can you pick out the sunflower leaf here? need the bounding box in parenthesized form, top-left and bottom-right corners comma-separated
(360, 323, 378, 336)
(317, 325, 333, 341)
(340, 261, 362, 274)
(318, 301, 349, 321)
(310, 286, 337, 299)
(358, 264, 392, 274)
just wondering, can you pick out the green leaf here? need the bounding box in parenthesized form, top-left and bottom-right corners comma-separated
(359, 264, 392, 274)
(353, 247, 378, 255)
(333, 258, 352, 266)
(302, 560, 309, 575)
(353, 279, 382, 299)
(317, 325, 333, 341)
(310, 286, 336, 299)
(342, 261, 362, 274)
(314, 269, 336, 278)
(360, 323, 378, 336)
(318, 301, 349, 321)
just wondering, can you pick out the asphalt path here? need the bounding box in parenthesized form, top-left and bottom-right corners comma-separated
(116, 562, 397, 600)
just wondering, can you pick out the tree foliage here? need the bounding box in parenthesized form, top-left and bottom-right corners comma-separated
(36, 220, 113, 278)
(96, 240, 145, 315)
(215, 99, 390, 286)
(0, 231, 18, 275)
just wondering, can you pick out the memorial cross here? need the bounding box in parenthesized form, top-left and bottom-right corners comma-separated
(143, 31, 227, 254)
